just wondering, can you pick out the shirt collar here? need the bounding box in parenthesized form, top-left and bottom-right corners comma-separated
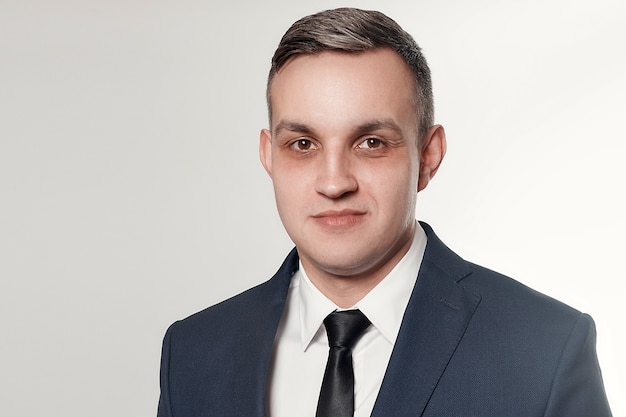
(297, 266, 338, 350)
(297, 221, 427, 350)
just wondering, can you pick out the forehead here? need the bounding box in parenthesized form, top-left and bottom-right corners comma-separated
(269, 49, 417, 131)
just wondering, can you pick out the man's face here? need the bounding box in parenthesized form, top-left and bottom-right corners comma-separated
(260, 49, 441, 285)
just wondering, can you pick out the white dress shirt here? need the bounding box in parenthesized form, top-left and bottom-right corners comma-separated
(267, 222, 427, 417)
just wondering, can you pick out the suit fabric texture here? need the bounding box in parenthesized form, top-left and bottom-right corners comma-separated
(157, 222, 612, 417)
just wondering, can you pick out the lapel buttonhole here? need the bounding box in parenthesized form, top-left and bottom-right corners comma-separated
(439, 298, 460, 311)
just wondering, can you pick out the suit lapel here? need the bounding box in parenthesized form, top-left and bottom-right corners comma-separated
(371, 223, 482, 417)
(233, 249, 298, 417)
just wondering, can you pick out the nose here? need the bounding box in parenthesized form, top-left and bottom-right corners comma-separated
(314, 149, 358, 199)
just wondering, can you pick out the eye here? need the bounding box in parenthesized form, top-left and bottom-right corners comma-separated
(358, 137, 383, 149)
(290, 139, 316, 151)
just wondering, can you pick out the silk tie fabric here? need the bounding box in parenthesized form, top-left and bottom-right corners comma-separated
(315, 310, 371, 417)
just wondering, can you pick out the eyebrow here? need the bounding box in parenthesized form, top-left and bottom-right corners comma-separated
(273, 121, 314, 136)
(273, 119, 404, 137)
(353, 119, 403, 136)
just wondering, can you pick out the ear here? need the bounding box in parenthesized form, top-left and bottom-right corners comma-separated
(259, 128, 273, 177)
(417, 124, 447, 192)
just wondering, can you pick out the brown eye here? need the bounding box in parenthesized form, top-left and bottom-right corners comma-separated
(291, 139, 316, 151)
(359, 138, 383, 149)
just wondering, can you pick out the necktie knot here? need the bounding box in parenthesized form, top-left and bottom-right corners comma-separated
(323, 309, 371, 349)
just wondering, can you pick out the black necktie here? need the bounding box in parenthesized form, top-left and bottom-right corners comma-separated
(315, 310, 371, 417)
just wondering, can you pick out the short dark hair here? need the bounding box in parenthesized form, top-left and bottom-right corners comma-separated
(267, 7, 434, 142)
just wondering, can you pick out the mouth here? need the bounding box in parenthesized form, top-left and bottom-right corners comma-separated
(311, 209, 367, 228)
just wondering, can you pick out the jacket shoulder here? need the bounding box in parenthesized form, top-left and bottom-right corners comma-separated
(168, 248, 297, 343)
(462, 261, 581, 325)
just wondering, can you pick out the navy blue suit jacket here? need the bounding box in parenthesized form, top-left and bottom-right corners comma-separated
(157, 223, 612, 416)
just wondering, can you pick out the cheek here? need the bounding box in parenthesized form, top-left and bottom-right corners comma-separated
(367, 161, 417, 192)
(370, 165, 418, 212)
(272, 157, 317, 197)
(271, 173, 308, 220)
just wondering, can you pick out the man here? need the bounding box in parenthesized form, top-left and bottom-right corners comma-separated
(157, 8, 612, 417)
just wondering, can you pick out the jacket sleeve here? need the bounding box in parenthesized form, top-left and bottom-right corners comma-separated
(157, 322, 176, 417)
(543, 313, 612, 416)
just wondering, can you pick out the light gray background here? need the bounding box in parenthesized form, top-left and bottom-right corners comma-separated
(1, 0, 624, 415)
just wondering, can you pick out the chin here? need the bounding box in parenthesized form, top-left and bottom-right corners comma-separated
(309, 248, 378, 276)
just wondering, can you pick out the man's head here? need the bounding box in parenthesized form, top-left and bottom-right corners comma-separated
(267, 7, 434, 143)
(260, 8, 446, 306)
